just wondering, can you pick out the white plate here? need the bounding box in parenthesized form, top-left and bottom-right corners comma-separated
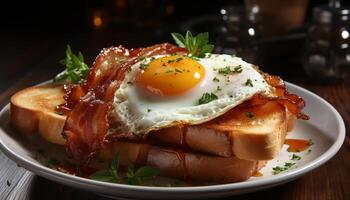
(0, 82, 345, 199)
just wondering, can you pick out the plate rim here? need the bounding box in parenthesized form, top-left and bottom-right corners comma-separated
(0, 81, 345, 196)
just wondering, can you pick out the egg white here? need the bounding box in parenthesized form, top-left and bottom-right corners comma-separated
(112, 54, 272, 136)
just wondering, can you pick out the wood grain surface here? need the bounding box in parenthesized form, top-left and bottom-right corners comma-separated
(0, 32, 349, 200)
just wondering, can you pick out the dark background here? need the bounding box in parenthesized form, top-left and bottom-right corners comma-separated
(0, 1, 350, 200)
(1, 0, 340, 91)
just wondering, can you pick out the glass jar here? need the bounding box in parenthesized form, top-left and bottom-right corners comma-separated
(302, 5, 350, 83)
(215, 6, 262, 64)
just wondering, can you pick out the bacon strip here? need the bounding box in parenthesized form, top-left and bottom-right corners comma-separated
(239, 73, 309, 120)
(61, 43, 187, 161)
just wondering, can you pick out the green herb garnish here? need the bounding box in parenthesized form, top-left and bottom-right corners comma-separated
(234, 65, 242, 73)
(90, 153, 159, 185)
(198, 93, 218, 105)
(165, 69, 174, 73)
(308, 139, 314, 145)
(218, 66, 242, 75)
(175, 68, 183, 73)
(291, 154, 301, 161)
(126, 165, 159, 185)
(171, 31, 214, 58)
(175, 57, 183, 62)
(245, 79, 253, 87)
(54, 45, 89, 84)
(272, 162, 296, 175)
(46, 158, 60, 167)
(246, 111, 254, 118)
(140, 63, 149, 70)
(218, 66, 231, 74)
(213, 77, 220, 82)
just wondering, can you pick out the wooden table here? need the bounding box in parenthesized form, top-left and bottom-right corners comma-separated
(0, 31, 349, 200)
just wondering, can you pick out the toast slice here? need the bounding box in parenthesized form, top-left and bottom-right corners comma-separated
(10, 85, 66, 145)
(151, 101, 289, 160)
(98, 141, 266, 183)
(10, 85, 292, 160)
(10, 85, 267, 183)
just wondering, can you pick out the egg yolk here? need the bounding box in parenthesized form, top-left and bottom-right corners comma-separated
(136, 55, 205, 96)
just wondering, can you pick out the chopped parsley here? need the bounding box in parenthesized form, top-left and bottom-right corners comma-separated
(291, 154, 301, 160)
(213, 77, 220, 82)
(218, 66, 243, 75)
(140, 63, 149, 70)
(272, 162, 296, 175)
(147, 109, 152, 112)
(308, 139, 314, 145)
(165, 69, 174, 73)
(246, 111, 254, 118)
(175, 68, 183, 73)
(198, 93, 218, 105)
(218, 66, 231, 74)
(234, 65, 242, 73)
(175, 57, 183, 62)
(245, 79, 253, 87)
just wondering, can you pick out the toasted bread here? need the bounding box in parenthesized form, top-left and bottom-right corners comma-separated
(10, 85, 66, 145)
(10, 84, 288, 182)
(99, 141, 266, 183)
(151, 101, 289, 160)
(11, 85, 292, 159)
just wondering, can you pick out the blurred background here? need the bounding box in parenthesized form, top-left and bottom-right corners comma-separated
(0, 0, 349, 87)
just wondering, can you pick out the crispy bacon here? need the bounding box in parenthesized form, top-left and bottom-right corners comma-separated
(61, 43, 187, 161)
(239, 73, 309, 120)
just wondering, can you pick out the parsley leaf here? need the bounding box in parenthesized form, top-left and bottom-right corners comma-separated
(90, 153, 159, 185)
(272, 162, 296, 175)
(110, 153, 120, 180)
(90, 170, 117, 182)
(171, 31, 214, 58)
(245, 79, 253, 87)
(198, 93, 218, 105)
(140, 63, 149, 70)
(54, 45, 89, 84)
(246, 111, 254, 118)
(291, 154, 301, 160)
(127, 165, 159, 185)
(213, 77, 220, 82)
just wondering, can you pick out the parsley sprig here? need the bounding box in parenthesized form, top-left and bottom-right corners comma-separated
(90, 153, 159, 185)
(54, 45, 89, 84)
(171, 31, 214, 58)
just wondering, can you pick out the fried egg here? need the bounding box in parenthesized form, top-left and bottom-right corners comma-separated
(113, 54, 271, 135)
